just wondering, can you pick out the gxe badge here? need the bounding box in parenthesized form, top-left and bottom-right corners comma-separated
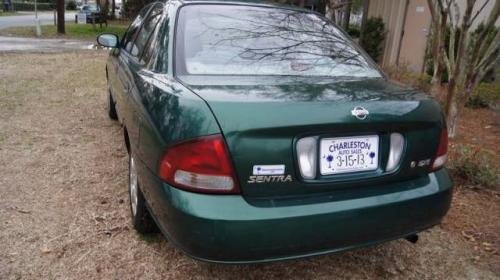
(351, 106, 369, 120)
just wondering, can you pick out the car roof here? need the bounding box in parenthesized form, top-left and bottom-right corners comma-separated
(175, 0, 308, 12)
(179, 0, 276, 4)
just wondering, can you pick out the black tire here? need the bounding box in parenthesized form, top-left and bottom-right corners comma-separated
(108, 92, 118, 120)
(128, 154, 157, 234)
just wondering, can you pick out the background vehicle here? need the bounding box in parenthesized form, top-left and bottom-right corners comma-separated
(97, 0, 452, 263)
(79, 4, 105, 23)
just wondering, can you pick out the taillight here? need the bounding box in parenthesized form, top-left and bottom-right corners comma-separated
(431, 128, 448, 171)
(158, 134, 240, 194)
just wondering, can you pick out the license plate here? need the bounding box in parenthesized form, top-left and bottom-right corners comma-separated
(320, 135, 379, 175)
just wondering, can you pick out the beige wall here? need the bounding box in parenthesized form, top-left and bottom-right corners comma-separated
(399, 0, 432, 72)
(368, 0, 432, 73)
(368, 0, 408, 68)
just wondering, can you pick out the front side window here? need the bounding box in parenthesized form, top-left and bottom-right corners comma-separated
(175, 5, 381, 78)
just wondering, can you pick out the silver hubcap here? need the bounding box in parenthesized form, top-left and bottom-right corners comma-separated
(129, 156, 138, 217)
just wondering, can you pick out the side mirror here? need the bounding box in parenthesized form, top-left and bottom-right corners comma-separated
(97, 33, 119, 48)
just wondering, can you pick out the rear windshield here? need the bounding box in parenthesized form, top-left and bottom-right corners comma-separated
(82, 5, 98, 11)
(175, 4, 381, 78)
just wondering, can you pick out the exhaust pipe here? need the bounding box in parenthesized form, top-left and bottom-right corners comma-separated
(405, 234, 419, 244)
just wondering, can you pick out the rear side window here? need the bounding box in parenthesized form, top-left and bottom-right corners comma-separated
(122, 4, 153, 55)
(134, 3, 164, 61)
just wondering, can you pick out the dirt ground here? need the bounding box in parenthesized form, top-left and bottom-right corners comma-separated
(0, 52, 498, 279)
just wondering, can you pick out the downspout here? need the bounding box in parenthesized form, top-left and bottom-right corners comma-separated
(359, 0, 370, 42)
(396, 0, 410, 66)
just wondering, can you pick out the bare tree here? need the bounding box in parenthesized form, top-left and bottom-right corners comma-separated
(427, 0, 500, 137)
(326, 0, 351, 25)
(341, 0, 352, 30)
(111, 0, 116, 19)
(426, 0, 450, 96)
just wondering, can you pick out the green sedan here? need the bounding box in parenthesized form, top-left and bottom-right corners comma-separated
(96, 0, 452, 263)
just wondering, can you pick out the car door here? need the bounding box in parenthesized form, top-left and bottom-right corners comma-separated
(120, 2, 166, 150)
(112, 4, 155, 143)
(110, 4, 153, 123)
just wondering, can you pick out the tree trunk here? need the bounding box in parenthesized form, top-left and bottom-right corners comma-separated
(445, 77, 455, 114)
(56, 0, 65, 34)
(446, 93, 459, 138)
(104, 0, 109, 17)
(341, 0, 351, 30)
(431, 11, 447, 96)
(443, 1, 473, 138)
(429, 22, 441, 97)
(298, 0, 305, 7)
(111, 0, 115, 19)
(445, 75, 460, 138)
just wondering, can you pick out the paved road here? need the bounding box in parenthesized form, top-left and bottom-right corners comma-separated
(0, 11, 76, 30)
(0, 12, 97, 53)
(0, 36, 95, 52)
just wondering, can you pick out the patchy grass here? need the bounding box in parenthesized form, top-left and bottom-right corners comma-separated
(0, 11, 18, 16)
(0, 52, 499, 279)
(0, 21, 128, 40)
(384, 63, 432, 93)
(137, 233, 162, 244)
(466, 81, 500, 109)
(449, 144, 499, 189)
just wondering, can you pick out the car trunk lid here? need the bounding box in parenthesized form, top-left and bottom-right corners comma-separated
(179, 76, 444, 199)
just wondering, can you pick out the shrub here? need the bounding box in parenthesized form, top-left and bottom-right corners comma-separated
(384, 63, 432, 93)
(122, 0, 152, 18)
(449, 145, 499, 189)
(66, 0, 77, 10)
(465, 82, 500, 109)
(11, 1, 54, 11)
(360, 17, 385, 62)
(347, 26, 360, 38)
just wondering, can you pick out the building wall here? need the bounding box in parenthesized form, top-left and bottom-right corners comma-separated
(367, 0, 497, 73)
(399, 0, 432, 72)
(367, 0, 408, 68)
(368, 0, 431, 72)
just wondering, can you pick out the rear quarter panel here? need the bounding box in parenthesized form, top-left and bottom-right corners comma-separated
(134, 74, 220, 223)
(135, 73, 220, 173)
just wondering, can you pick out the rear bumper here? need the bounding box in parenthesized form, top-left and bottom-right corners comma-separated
(140, 164, 452, 263)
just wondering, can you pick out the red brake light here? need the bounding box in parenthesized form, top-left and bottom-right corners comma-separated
(158, 134, 240, 194)
(431, 127, 448, 171)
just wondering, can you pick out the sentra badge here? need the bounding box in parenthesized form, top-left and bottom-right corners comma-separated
(247, 175, 293, 184)
(249, 164, 292, 183)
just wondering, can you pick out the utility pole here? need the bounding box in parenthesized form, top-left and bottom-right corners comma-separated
(34, 0, 41, 36)
(56, 0, 65, 34)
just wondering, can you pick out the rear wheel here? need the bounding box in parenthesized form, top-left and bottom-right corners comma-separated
(107, 92, 118, 120)
(129, 154, 157, 234)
